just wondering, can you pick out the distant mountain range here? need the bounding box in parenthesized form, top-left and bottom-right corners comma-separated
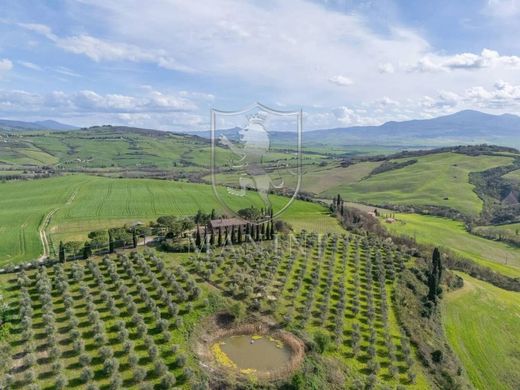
(2, 110, 519, 147)
(181, 110, 520, 148)
(0, 119, 78, 131)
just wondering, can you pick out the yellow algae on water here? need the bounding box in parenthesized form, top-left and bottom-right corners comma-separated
(251, 335, 263, 340)
(268, 336, 284, 348)
(211, 342, 236, 368)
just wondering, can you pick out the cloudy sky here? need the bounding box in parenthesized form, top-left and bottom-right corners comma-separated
(1, 0, 520, 131)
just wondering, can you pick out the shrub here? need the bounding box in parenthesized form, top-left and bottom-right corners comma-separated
(313, 331, 330, 354)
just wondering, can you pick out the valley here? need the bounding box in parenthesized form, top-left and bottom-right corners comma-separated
(0, 124, 519, 390)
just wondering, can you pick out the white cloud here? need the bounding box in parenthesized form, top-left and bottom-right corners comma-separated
(65, 0, 430, 103)
(19, 24, 191, 72)
(328, 75, 354, 87)
(0, 88, 197, 114)
(332, 106, 378, 126)
(0, 59, 13, 76)
(408, 48, 520, 72)
(18, 61, 42, 71)
(486, 0, 520, 18)
(378, 63, 395, 74)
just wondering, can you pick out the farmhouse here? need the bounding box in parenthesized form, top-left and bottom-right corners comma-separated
(208, 217, 248, 231)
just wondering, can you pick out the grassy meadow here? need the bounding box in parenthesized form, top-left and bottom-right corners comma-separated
(326, 152, 514, 216)
(381, 213, 520, 277)
(208, 161, 381, 195)
(503, 168, 520, 183)
(0, 174, 341, 266)
(474, 223, 520, 243)
(442, 273, 520, 390)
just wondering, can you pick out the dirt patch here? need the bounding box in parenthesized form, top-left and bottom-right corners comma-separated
(194, 314, 305, 384)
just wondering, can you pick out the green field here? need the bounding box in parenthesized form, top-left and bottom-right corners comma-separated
(208, 161, 380, 195)
(474, 223, 520, 244)
(503, 168, 520, 183)
(327, 152, 514, 216)
(442, 273, 520, 390)
(0, 174, 341, 265)
(382, 213, 520, 277)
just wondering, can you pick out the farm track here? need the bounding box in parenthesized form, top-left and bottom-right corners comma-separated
(37, 186, 81, 260)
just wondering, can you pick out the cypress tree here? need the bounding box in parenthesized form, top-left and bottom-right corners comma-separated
(427, 272, 438, 302)
(209, 229, 215, 246)
(433, 247, 442, 282)
(237, 225, 242, 243)
(108, 232, 114, 254)
(261, 222, 266, 238)
(83, 242, 92, 259)
(265, 223, 271, 240)
(231, 225, 236, 244)
(195, 225, 201, 248)
(428, 248, 443, 302)
(217, 227, 222, 246)
(256, 224, 261, 241)
(210, 208, 216, 219)
(340, 201, 345, 216)
(270, 220, 275, 238)
(132, 230, 137, 248)
(59, 241, 65, 262)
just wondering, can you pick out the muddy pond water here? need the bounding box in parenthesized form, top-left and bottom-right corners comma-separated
(218, 335, 293, 371)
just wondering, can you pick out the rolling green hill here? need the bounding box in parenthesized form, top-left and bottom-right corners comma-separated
(326, 152, 514, 216)
(382, 212, 520, 277)
(503, 169, 520, 183)
(443, 273, 520, 390)
(0, 174, 341, 266)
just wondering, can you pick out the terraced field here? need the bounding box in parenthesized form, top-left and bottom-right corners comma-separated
(0, 175, 341, 265)
(443, 273, 520, 390)
(382, 213, 520, 277)
(326, 152, 514, 216)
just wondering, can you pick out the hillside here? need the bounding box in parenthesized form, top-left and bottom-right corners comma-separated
(442, 273, 520, 390)
(0, 126, 315, 181)
(0, 118, 77, 131)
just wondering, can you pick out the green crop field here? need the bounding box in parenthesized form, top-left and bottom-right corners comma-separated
(207, 161, 380, 195)
(0, 174, 341, 266)
(442, 273, 520, 390)
(325, 152, 514, 216)
(381, 213, 520, 277)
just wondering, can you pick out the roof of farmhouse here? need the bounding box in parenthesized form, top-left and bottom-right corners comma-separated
(209, 218, 248, 229)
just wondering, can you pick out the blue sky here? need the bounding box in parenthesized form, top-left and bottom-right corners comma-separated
(1, 0, 520, 131)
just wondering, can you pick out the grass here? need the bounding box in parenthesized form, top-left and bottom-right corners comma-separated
(503, 168, 520, 183)
(326, 152, 514, 216)
(0, 251, 212, 389)
(474, 223, 520, 244)
(442, 272, 520, 390)
(382, 213, 520, 278)
(206, 161, 380, 195)
(0, 174, 341, 266)
(182, 232, 430, 388)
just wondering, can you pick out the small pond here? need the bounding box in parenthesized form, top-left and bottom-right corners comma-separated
(215, 335, 293, 372)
